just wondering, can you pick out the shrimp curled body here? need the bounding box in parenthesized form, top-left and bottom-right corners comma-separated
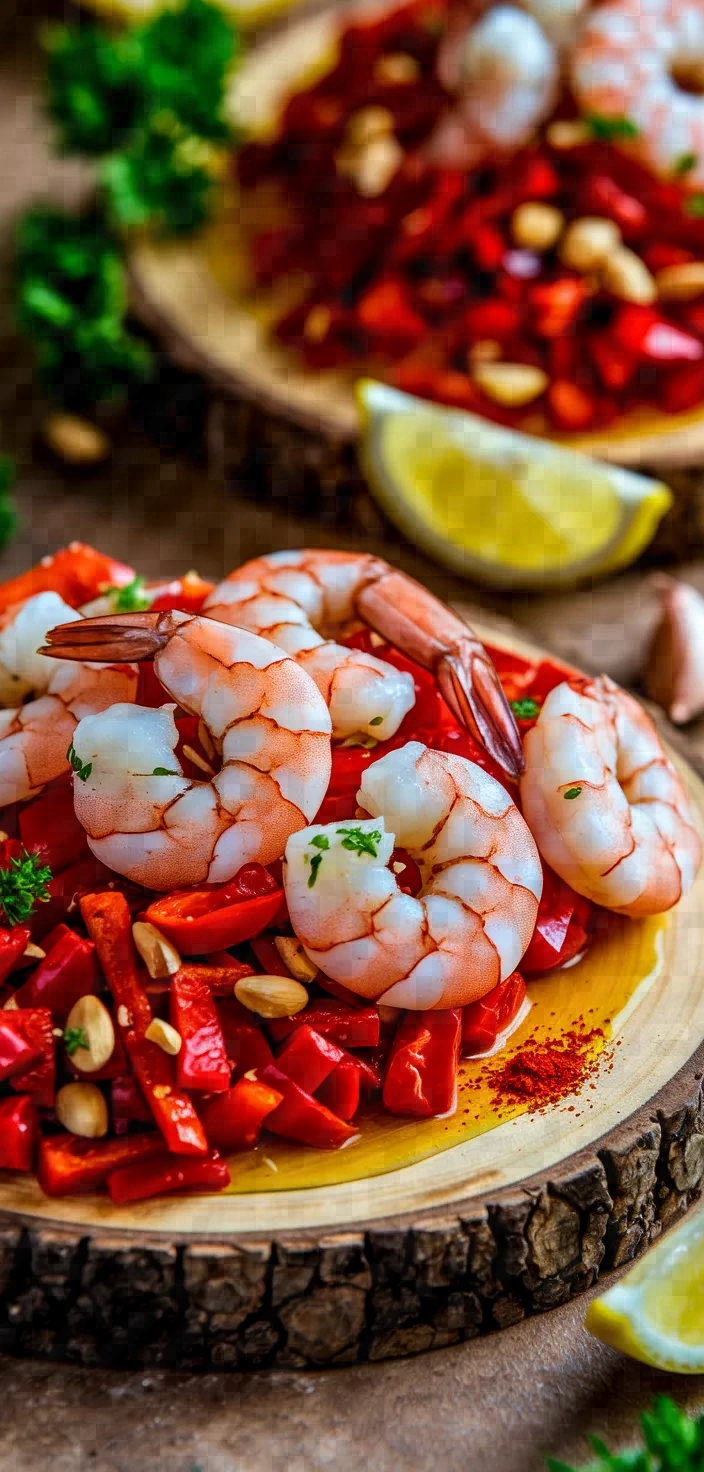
(520, 676, 702, 916)
(572, 0, 704, 190)
(284, 741, 543, 1010)
(0, 591, 138, 807)
(49, 610, 332, 892)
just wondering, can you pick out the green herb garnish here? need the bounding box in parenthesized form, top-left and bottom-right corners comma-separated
(0, 458, 17, 556)
(310, 835, 330, 851)
(0, 847, 52, 927)
(337, 826, 383, 858)
(67, 740, 93, 783)
(369, 716, 384, 727)
(152, 767, 178, 776)
(308, 854, 324, 889)
(687, 193, 704, 218)
(63, 1026, 89, 1057)
(44, 24, 141, 157)
(675, 152, 697, 177)
(113, 575, 150, 612)
(564, 786, 583, 800)
(510, 697, 540, 721)
(546, 1394, 704, 1471)
(586, 113, 639, 141)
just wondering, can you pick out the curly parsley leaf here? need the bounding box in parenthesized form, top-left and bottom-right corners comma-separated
(337, 826, 382, 858)
(113, 575, 150, 612)
(63, 1026, 89, 1057)
(0, 848, 52, 927)
(545, 1395, 704, 1471)
(137, 0, 238, 144)
(44, 23, 141, 157)
(102, 117, 217, 236)
(67, 741, 93, 783)
(510, 697, 540, 720)
(674, 152, 697, 178)
(586, 113, 639, 142)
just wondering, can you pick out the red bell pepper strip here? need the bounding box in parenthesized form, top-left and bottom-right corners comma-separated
(7, 1009, 55, 1105)
(0, 1019, 43, 1081)
(170, 959, 254, 998)
(108, 1149, 230, 1205)
(0, 926, 31, 985)
(317, 1058, 361, 1122)
(198, 1076, 283, 1152)
(275, 1024, 344, 1095)
(383, 1010, 462, 1119)
(170, 970, 231, 1092)
(145, 864, 282, 955)
(462, 972, 526, 1057)
(19, 771, 89, 875)
(37, 1130, 162, 1197)
(216, 998, 274, 1079)
(521, 863, 592, 974)
(0, 544, 135, 617)
(0, 1095, 37, 1171)
(112, 1073, 152, 1134)
(80, 893, 208, 1155)
(13, 923, 99, 1017)
(260, 1063, 358, 1149)
(269, 1000, 381, 1049)
(29, 856, 117, 941)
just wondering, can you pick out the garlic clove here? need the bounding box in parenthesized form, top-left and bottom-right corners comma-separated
(644, 575, 704, 725)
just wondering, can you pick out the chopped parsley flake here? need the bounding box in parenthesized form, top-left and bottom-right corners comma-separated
(112, 575, 150, 613)
(687, 193, 704, 218)
(337, 826, 382, 858)
(369, 716, 384, 727)
(586, 113, 639, 141)
(0, 847, 52, 927)
(564, 786, 583, 800)
(309, 834, 330, 851)
(675, 152, 697, 177)
(510, 697, 540, 720)
(67, 741, 92, 782)
(308, 853, 324, 888)
(152, 766, 178, 776)
(63, 1026, 89, 1057)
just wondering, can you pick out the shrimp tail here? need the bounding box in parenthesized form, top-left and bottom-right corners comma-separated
(437, 648, 525, 779)
(41, 610, 178, 664)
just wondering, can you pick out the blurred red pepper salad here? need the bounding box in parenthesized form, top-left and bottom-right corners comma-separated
(0, 544, 590, 1205)
(237, 0, 704, 433)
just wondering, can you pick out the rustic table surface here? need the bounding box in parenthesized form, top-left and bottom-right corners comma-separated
(1, 7, 704, 1469)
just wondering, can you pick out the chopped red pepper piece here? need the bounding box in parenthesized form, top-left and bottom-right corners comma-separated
(276, 1023, 344, 1095)
(547, 380, 598, 430)
(356, 279, 426, 344)
(144, 864, 282, 955)
(19, 771, 90, 875)
(383, 1009, 461, 1118)
(146, 573, 215, 614)
(0, 544, 135, 617)
(0, 1018, 43, 1081)
(216, 998, 274, 1078)
(317, 1058, 361, 1121)
(170, 969, 231, 1092)
(584, 175, 648, 237)
(462, 971, 526, 1057)
(260, 1063, 358, 1149)
(171, 958, 254, 998)
(13, 923, 99, 1017)
(0, 1095, 37, 1171)
(37, 1130, 162, 1197)
(111, 1073, 152, 1134)
(30, 855, 117, 941)
(199, 1076, 283, 1152)
(7, 1009, 55, 1105)
(269, 1000, 381, 1049)
(107, 1150, 230, 1204)
(521, 864, 591, 974)
(530, 277, 589, 338)
(0, 926, 32, 986)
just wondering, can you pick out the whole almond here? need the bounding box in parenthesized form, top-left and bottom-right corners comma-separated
(602, 247, 657, 304)
(560, 216, 622, 273)
(472, 361, 548, 406)
(65, 995, 115, 1073)
(56, 1082, 108, 1139)
(656, 262, 704, 301)
(132, 920, 181, 979)
(274, 936, 319, 983)
(235, 974, 309, 1019)
(512, 202, 564, 253)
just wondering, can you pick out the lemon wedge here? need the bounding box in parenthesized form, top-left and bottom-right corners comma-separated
(357, 380, 673, 591)
(585, 1207, 704, 1372)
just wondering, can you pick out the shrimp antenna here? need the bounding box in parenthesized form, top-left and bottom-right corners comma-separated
(40, 611, 172, 664)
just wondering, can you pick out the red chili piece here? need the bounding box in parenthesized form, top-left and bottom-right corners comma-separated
(383, 1009, 462, 1118)
(0, 1020, 43, 1082)
(198, 1076, 283, 1152)
(7, 1009, 55, 1105)
(13, 923, 99, 1017)
(145, 864, 282, 955)
(317, 1058, 362, 1121)
(170, 970, 231, 1092)
(216, 998, 274, 1079)
(462, 972, 526, 1057)
(37, 1131, 162, 1197)
(107, 1150, 230, 1205)
(172, 958, 254, 998)
(268, 1000, 381, 1048)
(0, 544, 135, 618)
(0, 926, 31, 986)
(522, 864, 592, 974)
(111, 1073, 152, 1134)
(260, 1063, 358, 1148)
(19, 770, 89, 875)
(275, 1024, 345, 1094)
(0, 1095, 37, 1171)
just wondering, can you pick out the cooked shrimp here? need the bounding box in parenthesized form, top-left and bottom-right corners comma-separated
(572, 0, 704, 191)
(284, 740, 542, 1009)
(43, 609, 332, 892)
(205, 550, 524, 779)
(428, 5, 560, 169)
(520, 675, 702, 916)
(0, 591, 138, 807)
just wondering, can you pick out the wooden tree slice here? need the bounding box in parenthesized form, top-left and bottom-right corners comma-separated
(1, 622, 704, 1371)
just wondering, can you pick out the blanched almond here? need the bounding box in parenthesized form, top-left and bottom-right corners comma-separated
(472, 361, 548, 406)
(560, 216, 621, 273)
(353, 135, 403, 198)
(145, 1017, 182, 1056)
(3, 996, 18, 1010)
(656, 262, 704, 301)
(65, 995, 115, 1073)
(602, 248, 657, 304)
(511, 202, 564, 252)
(56, 1082, 108, 1138)
(546, 119, 591, 150)
(235, 974, 309, 1019)
(274, 935, 318, 983)
(132, 920, 181, 979)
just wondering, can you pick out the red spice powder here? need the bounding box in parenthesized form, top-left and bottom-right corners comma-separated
(491, 1028, 604, 1109)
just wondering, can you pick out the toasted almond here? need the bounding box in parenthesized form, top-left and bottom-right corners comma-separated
(546, 119, 591, 150)
(235, 974, 309, 1019)
(132, 920, 181, 980)
(145, 1017, 182, 1056)
(43, 413, 111, 467)
(346, 106, 394, 147)
(56, 1082, 108, 1139)
(559, 216, 622, 273)
(182, 743, 215, 777)
(602, 247, 657, 304)
(3, 996, 18, 1010)
(354, 135, 404, 198)
(472, 361, 548, 407)
(65, 995, 116, 1073)
(274, 936, 319, 983)
(373, 52, 420, 84)
(656, 262, 704, 301)
(22, 942, 46, 962)
(511, 202, 564, 253)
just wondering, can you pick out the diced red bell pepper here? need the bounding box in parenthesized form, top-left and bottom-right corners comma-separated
(30, 856, 117, 941)
(12, 923, 99, 1017)
(112, 1073, 152, 1134)
(530, 277, 589, 338)
(356, 279, 426, 344)
(37, 1130, 162, 1197)
(0, 1095, 37, 1171)
(584, 175, 648, 238)
(276, 1023, 344, 1094)
(0, 1018, 43, 1081)
(260, 1063, 358, 1148)
(107, 1149, 230, 1204)
(146, 573, 214, 614)
(269, 1000, 381, 1049)
(462, 971, 526, 1056)
(19, 770, 89, 875)
(590, 336, 637, 392)
(0, 926, 31, 986)
(383, 1009, 461, 1118)
(464, 299, 521, 341)
(7, 1009, 55, 1105)
(547, 380, 598, 430)
(198, 1076, 283, 1152)
(472, 223, 505, 272)
(643, 242, 693, 273)
(81, 893, 208, 1155)
(216, 998, 274, 1079)
(317, 1058, 362, 1121)
(0, 544, 135, 617)
(170, 970, 231, 1093)
(521, 864, 591, 973)
(144, 864, 282, 955)
(661, 361, 704, 415)
(171, 958, 254, 998)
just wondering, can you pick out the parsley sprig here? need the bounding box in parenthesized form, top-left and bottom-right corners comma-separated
(0, 848, 52, 928)
(305, 826, 383, 888)
(63, 1026, 89, 1057)
(511, 697, 541, 721)
(112, 575, 150, 612)
(547, 1395, 704, 1471)
(586, 113, 639, 142)
(67, 740, 93, 783)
